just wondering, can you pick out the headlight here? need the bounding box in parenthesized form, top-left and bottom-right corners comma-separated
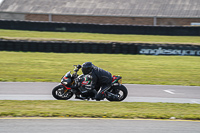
(62, 82, 68, 85)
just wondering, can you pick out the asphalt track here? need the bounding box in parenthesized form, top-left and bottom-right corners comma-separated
(0, 82, 200, 103)
(1, 82, 200, 133)
(0, 118, 200, 133)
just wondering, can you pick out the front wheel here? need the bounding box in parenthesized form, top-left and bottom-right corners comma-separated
(106, 85, 128, 101)
(52, 85, 74, 100)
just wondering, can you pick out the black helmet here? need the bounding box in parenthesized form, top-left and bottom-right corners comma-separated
(82, 62, 93, 75)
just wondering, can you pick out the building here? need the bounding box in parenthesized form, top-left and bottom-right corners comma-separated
(0, 0, 200, 26)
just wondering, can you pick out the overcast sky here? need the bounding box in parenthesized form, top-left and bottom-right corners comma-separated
(0, 0, 3, 4)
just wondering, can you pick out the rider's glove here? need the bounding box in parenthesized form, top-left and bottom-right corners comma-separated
(77, 64, 82, 69)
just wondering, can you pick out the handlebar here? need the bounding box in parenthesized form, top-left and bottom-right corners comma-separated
(73, 65, 81, 72)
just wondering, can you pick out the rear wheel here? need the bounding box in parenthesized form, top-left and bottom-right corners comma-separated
(52, 85, 73, 100)
(106, 85, 128, 101)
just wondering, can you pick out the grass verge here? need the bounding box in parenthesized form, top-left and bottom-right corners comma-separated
(0, 100, 200, 120)
(0, 29, 200, 44)
(0, 51, 200, 86)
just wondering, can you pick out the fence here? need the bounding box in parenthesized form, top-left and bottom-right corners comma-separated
(0, 20, 199, 36)
(0, 39, 200, 56)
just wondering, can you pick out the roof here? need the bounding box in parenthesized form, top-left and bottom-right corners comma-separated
(0, 0, 200, 18)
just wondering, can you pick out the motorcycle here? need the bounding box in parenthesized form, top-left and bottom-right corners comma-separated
(52, 65, 128, 101)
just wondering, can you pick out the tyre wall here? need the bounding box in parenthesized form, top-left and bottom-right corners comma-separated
(0, 39, 199, 56)
(0, 20, 199, 36)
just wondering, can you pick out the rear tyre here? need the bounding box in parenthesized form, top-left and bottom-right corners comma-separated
(106, 85, 128, 101)
(52, 85, 73, 100)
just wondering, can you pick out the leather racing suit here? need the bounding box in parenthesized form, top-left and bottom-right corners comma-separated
(89, 65, 112, 101)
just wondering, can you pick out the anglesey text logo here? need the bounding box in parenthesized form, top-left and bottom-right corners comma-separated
(139, 47, 200, 56)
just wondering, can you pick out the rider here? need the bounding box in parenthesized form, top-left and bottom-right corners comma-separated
(80, 62, 112, 101)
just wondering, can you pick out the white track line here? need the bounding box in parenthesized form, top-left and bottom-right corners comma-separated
(164, 90, 175, 94)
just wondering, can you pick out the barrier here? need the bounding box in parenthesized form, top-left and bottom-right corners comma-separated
(0, 20, 199, 36)
(138, 44, 200, 56)
(0, 39, 199, 56)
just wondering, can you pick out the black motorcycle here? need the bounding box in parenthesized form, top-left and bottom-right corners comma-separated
(52, 65, 128, 101)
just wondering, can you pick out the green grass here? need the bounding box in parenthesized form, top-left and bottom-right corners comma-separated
(0, 29, 200, 44)
(0, 100, 200, 120)
(0, 51, 200, 86)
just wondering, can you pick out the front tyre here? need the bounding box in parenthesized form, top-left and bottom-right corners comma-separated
(52, 85, 73, 100)
(106, 85, 128, 101)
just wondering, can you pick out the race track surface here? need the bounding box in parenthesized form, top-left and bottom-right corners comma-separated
(1, 82, 200, 133)
(0, 82, 200, 103)
(0, 118, 200, 133)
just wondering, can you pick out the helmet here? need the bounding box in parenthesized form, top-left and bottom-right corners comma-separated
(82, 62, 93, 75)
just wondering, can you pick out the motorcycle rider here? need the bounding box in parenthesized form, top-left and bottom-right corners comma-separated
(80, 62, 112, 101)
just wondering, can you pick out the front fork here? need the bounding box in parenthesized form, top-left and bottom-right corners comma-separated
(60, 83, 72, 98)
